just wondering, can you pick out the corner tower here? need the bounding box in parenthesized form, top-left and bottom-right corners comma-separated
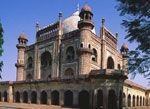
(77, 4, 94, 75)
(15, 34, 28, 81)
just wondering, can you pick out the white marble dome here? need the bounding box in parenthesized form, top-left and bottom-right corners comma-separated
(63, 10, 96, 34)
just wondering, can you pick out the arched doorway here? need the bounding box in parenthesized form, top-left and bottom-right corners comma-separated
(133, 95, 135, 107)
(4, 91, 7, 102)
(108, 90, 117, 109)
(79, 90, 90, 109)
(40, 91, 47, 104)
(51, 90, 59, 105)
(143, 97, 145, 106)
(23, 91, 28, 103)
(137, 96, 139, 106)
(64, 90, 73, 107)
(97, 89, 103, 109)
(140, 96, 142, 106)
(15, 91, 20, 103)
(128, 94, 131, 107)
(31, 91, 37, 104)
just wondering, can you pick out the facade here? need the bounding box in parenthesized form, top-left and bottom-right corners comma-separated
(0, 4, 149, 109)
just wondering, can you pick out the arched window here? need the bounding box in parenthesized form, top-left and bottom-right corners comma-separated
(92, 48, 97, 62)
(107, 56, 114, 69)
(26, 73, 33, 80)
(80, 43, 83, 48)
(64, 68, 74, 77)
(118, 64, 121, 70)
(27, 57, 33, 69)
(41, 51, 52, 68)
(88, 44, 91, 49)
(66, 46, 75, 62)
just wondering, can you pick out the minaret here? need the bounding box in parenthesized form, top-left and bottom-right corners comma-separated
(120, 43, 129, 76)
(15, 34, 28, 81)
(100, 18, 106, 69)
(77, 4, 94, 75)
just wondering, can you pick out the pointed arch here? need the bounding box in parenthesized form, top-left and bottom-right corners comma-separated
(92, 48, 97, 62)
(31, 91, 37, 104)
(97, 89, 103, 108)
(40, 91, 47, 104)
(79, 90, 90, 109)
(133, 95, 135, 107)
(128, 94, 131, 107)
(108, 89, 117, 109)
(64, 90, 73, 107)
(15, 91, 20, 103)
(107, 56, 114, 69)
(66, 46, 75, 62)
(23, 91, 28, 103)
(51, 90, 59, 105)
(40, 51, 52, 79)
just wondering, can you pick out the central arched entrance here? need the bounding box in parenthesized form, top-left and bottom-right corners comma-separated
(97, 89, 103, 109)
(64, 90, 73, 107)
(15, 91, 20, 103)
(31, 91, 37, 104)
(78, 90, 90, 109)
(40, 91, 47, 104)
(23, 91, 28, 103)
(108, 90, 117, 109)
(51, 90, 59, 105)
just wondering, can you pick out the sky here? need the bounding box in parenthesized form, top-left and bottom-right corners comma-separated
(0, 0, 149, 88)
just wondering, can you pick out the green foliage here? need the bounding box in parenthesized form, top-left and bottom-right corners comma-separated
(0, 22, 4, 79)
(116, 0, 150, 77)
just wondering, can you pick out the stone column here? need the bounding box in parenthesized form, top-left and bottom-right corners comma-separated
(20, 92, 23, 103)
(93, 89, 97, 109)
(37, 91, 40, 104)
(8, 85, 13, 103)
(73, 90, 79, 107)
(1, 92, 4, 102)
(47, 89, 51, 105)
(28, 91, 31, 104)
(59, 90, 64, 106)
(103, 88, 108, 109)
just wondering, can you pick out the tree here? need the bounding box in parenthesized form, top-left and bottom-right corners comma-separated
(116, 0, 150, 78)
(0, 21, 4, 79)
